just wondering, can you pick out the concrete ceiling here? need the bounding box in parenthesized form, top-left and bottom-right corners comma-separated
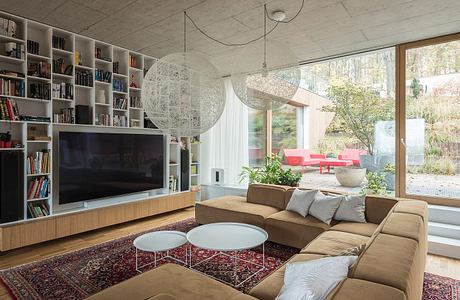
(2, 0, 460, 75)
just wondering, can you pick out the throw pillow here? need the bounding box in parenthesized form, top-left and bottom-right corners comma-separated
(334, 194, 366, 223)
(275, 256, 358, 300)
(309, 191, 343, 225)
(286, 189, 318, 217)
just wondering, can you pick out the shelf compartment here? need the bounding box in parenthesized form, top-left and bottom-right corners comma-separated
(27, 75, 50, 82)
(0, 55, 24, 63)
(52, 48, 73, 56)
(27, 53, 50, 61)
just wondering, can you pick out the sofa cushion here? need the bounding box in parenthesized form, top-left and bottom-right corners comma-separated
(246, 184, 289, 210)
(301, 230, 369, 256)
(393, 200, 428, 221)
(265, 211, 334, 249)
(329, 279, 406, 300)
(249, 253, 326, 300)
(351, 233, 423, 300)
(382, 212, 425, 243)
(330, 222, 379, 237)
(86, 263, 257, 300)
(364, 196, 398, 224)
(195, 196, 280, 228)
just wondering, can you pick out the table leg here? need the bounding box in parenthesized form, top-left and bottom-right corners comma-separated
(320, 164, 323, 174)
(262, 243, 265, 268)
(234, 251, 237, 287)
(135, 248, 138, 272)
(154, 251, 157, 268)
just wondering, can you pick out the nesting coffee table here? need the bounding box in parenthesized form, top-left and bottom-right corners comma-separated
(133, 231, 188, 273)
(186, 222, 268, 287)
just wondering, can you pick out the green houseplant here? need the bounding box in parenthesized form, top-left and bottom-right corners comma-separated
(362, 172, 387, 195)
(239, 154, 301, 187)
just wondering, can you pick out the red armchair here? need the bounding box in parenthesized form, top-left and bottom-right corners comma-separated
(338, 149, 368, 166)
(283, 149, 326, 173)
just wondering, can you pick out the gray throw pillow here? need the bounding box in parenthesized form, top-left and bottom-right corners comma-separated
(334, 194, 366, 223)
(286, 189, 318, 217)
(309, 191, 343, 225)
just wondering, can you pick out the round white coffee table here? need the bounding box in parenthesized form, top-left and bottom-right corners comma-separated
(186, 222, 268, 287)
(133, 231, 187, 273)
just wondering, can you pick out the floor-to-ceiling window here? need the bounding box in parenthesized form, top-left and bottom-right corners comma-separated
(272, 105, 302, 156)
(248, 108, 267, 167)
(399, 36, 460, 203)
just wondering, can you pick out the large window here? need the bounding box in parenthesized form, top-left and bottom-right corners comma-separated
(401, 38, 460, 201)
(248, 108, 266, 166)
(272, 105, 302, 155)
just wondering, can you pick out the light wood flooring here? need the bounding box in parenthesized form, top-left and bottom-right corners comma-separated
(0, 207, 459, 299)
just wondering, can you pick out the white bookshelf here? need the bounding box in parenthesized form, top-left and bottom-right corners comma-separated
(0, 11, 201, 225)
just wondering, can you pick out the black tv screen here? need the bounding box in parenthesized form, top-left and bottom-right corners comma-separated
(59, 132, 164, 204)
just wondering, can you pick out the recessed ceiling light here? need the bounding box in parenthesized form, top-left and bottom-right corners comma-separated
(270, 10, 286, 22)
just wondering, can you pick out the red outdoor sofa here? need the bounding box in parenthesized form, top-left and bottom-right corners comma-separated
(337, 148, 368, 166)
(283, 149, 325, 173)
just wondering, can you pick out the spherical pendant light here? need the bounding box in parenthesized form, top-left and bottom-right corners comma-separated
(142, 52, 225, 136)
(231, 40, 301, 111)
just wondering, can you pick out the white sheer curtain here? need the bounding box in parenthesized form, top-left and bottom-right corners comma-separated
(201, 79, 249, 185)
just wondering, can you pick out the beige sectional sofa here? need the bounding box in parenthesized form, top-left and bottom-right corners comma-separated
(88, 184, 427, 300)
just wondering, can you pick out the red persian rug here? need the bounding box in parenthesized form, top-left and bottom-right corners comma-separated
(0, 217, 458, 300)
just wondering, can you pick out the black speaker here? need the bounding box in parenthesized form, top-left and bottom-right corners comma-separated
(0, 151, 24, 223)
(76, 105, 91, 124)
(180, 148, 190, 191)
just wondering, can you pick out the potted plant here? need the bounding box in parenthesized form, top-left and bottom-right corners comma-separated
(383, 162, 395, 191)
(335, 166, 366, 187)
(362, 172, 387, 195)
(239, 154, 301, 187)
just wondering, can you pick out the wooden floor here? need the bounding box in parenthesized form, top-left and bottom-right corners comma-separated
(0, 207, 459, 299)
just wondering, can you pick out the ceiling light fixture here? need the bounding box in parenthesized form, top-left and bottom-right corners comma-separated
(142, 12, 226, 137)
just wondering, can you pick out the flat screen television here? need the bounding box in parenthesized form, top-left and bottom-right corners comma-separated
(59, 132, 164, 204)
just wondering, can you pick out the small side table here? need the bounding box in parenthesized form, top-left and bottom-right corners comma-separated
(133, 231, 188, 273)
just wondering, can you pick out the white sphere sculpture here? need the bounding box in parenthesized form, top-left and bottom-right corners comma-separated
(142, 52, 225, 136)
(231, 40, 301, 111)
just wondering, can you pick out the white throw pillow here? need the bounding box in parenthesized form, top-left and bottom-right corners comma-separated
(334, 194, 366, 223)
(286, 189, 318, 217)
(276, 256, 358, 300)
(309, 191, 343, 225)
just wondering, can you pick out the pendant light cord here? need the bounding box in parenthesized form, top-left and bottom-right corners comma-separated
(183, 11, 187, 52)
(183, 0, 304, 47)
(263, 3, 267, 70)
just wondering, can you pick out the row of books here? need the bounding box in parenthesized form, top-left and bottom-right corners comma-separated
(29, 83, 50, 100)
(28, 62, 51, 79)
(75, 70, 93, 87)
(0, 17, 17, 38)
(53, 108, 74, 124)
(130, 96, 142, 108)
(52, 82, 73, 99)
(27, 40, 39, 55)
(113, 96, 128, 109)
(113, 114, 127, 127)
(0, 78, 25, 97)
(113, 78, 126, 92)
(95, 113, 110, 126)
(0, 97, 20, 121)
(169, 175, 178, 192)
(95, 69, 111, 83)
(27, 202, 50, 218)
(27, 177, 49, 200)
(27, 150, 50, 174)
(52, 35, 66, 50)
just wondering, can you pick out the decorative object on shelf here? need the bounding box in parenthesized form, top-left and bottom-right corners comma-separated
(0, 131, 12, 148)
(0, 17, 17, 37)
(4, 42, 24, 59)
(28, 62, 51, 78)
(129, 73, 138, 88)
(96, 89, 106, 104)
(75, 50, 82, 65)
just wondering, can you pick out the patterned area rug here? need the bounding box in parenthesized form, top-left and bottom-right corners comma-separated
(0, 217, 458, 300)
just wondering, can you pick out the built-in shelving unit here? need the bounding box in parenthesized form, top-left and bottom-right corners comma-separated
(0, 11, 201, 226)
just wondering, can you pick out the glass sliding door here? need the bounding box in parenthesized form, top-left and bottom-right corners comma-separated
(400, 36, 460, 204)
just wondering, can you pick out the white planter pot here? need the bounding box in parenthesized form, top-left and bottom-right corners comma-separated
(335, 167, 367, 187)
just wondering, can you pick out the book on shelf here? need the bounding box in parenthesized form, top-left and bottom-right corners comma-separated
(0, 78, 25, 97)
(27, 176, 49, 199)
(27, 61, 51, 79)
(27, 150, 50, 174)
(113, 96, 127, 109)
(53, 107, 74, 124)
(95, 113, 110, 126)
(52, 58, 72, 75)
(95, 69, 112, 83)
(169, 175, 178, 192)
(0, 69, 24, 78)
(75, 70, 93, 87)
(52, 35, 66, 50)
(27, 201, 50, 218)
(129, 54, 137, 68)
(28, 83, 50, 100)
(27, 40, 39, 55)
(113, 78, 126, 92)
(0, 17, 17, 38)
(52, 82, 73, 99)
(130, 96, 142, 108)
(0, 97, 20, 121)
(113, 114, 127, 127)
